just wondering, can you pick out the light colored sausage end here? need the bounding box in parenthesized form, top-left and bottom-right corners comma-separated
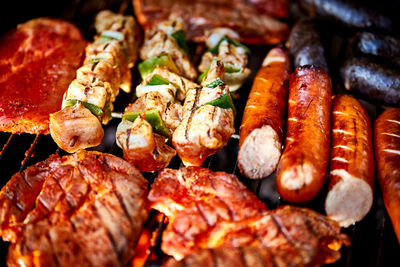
(238, 125, 281, 179)
(325, 170, 373, 228)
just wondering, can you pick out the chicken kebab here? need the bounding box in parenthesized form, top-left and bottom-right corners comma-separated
(50, 10, 141, 153)
(116, 16, 198, 172)
(173, 28, 251, 166)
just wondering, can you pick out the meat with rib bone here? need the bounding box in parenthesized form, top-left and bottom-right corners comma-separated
(0, 150, 148, 267)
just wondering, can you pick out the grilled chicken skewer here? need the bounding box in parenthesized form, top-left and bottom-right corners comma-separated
(172, 60, 236, 166)
(50, 10, 141, 153)
(116, 17, 198, 172)
(198, 28, 251, 91)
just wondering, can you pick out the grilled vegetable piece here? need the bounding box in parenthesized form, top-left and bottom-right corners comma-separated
(133, 0, 290, 44)
(325, 95, 374, 227)
(0, 150, 149, 267)
(238, 47, 291, 179)
(199, 28, 251, 91)
(354, 32, 400, 67)
(172, 61, 235, 166)
(149, 167, 349, 263)
(341, 57, 400, 107)
(276, 66, 332, 203)
(298, 0, 392, 31)
(50, 10, 141, 153)
(286, 19, 328, 70)
(0, 18, 86, 134)
(140, 16, 197, 80)
(374, 108, 400, 243)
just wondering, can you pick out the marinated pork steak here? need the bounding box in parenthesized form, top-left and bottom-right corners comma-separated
(0, 150, 149, 267)
(149, 167, 349, 265)
(0, 18, 86, 134)
(133, 0, 289, 44)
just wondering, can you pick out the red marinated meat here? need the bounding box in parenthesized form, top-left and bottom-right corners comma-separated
(0, 18, 86, 134)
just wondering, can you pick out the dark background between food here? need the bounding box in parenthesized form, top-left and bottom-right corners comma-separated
(0, 0, 399, 266)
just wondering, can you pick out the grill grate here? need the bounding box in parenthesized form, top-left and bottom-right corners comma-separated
(0, 0, 399, 266)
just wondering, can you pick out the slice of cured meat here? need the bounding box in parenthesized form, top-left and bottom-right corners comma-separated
(0, 18, 86, 134)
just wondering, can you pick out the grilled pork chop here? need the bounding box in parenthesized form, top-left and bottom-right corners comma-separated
(133, 0, 289, 44)
(0, 150, 148, 267)
(149, 167, 349, 265)
(0, 18, 86, 134)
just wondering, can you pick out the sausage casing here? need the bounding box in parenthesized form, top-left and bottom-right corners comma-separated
(238, 47, 291, 179)
(276, 65, 331, 203)
(341, 57, 400, 107)
(374, 108, 400, 243)
(325, 94, 374, 227)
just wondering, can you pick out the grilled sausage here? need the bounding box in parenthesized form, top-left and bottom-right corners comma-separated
(325, 95, 374, 227)
(374, 108, 400, 243)
(341, 57, 400, 107)
(298, 0, 392, 31)
(276, 66, 331, 203)
(354, 32, 400, 67)
(238, 47, 291, 179)
(286, 19, 328, 71)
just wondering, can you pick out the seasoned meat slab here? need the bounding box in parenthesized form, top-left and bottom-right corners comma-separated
(0, 18, 86, 134)
(149, 167, 349, 265)
(0, 150, 149, 267)
(133, 0, 289, 44)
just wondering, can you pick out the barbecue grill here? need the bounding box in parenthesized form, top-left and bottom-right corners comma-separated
(0, 0, 399, 266)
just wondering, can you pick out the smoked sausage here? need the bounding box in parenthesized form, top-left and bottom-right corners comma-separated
(276, 65, 331, 203)
(325, 94, 374, 227)
(374, 108, 400, 243)
(238, 47, 291, 179)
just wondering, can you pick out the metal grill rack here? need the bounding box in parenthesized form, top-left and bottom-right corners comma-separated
(0, 0, 399, 266)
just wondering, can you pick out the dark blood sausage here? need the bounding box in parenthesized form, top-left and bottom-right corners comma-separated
(298, 0, 392, 31)
(325, 95, 374, 228)
(276, 66, 332, 203)
(341, 57, 400, 107)
(285, 19, 328, 71)
(355, 32, 400, 67)
(238, 47, 291, 179)
(374, 108, 400, 243)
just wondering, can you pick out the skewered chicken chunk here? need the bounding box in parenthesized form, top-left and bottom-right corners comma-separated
(199, 28, 251, 91)
(0, 150, 148, 267)
(149, 167, 350, 265)
(172, 60, 235, 166)
(140, 15, 197, 80)
(50, 10, 141, 153)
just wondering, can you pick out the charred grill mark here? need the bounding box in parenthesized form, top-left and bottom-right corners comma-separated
(125, 128, 132, 149)
(92, 204, 122, 263)
(270, 214, 297, 247)
(110, 186, 134, 229)
(209, 249, 218, 267)
(91, 61, 99, 71)
(238, 247, 249, 267)
(185, 87, 201, 140)
(195, 202, 211, 226)
(22, 172, 33, 188)
(253, 229, 278, 267)
(46, 231, 61, 267)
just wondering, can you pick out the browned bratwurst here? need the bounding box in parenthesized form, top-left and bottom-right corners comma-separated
(276, 66, 332, 203)
(325, 95, 374, 227)
(238, 47, 291, 179)
(374, 108, 400, 243)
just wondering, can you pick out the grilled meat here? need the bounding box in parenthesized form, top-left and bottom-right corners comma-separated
(199, 28, 251, 91)
(117, 17, 199, 172)
(149, 167, 350, 264)
(0, 18, 86, 134)
(0, 150, 149, 267)
(133, 0, 289, 44)
(50, 10, 141, 153)
(172, 61, 236, 166)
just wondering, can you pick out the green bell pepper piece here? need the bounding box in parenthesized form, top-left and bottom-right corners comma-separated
(171, 30, 189, 54)
(138, 54, 179, 79)
(201, 93, 236, 115)
(147, 74, 170, 86)
(65, 99, 104, 119)
(204, 78, 224, 88)
(209, 37, 251, 55)
(122, 109, 171, 138)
